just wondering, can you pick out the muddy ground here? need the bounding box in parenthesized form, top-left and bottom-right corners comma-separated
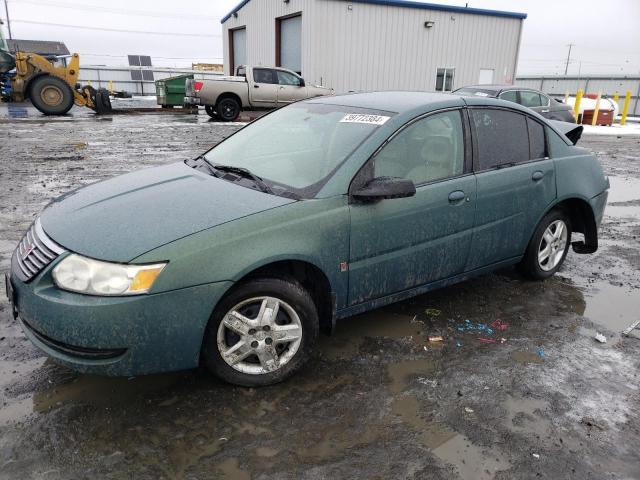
(0, 103, 639, 480)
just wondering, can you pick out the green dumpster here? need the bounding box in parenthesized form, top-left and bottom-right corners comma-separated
(155, 74, 193, 107)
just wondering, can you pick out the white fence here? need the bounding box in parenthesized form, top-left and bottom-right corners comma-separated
(515, 75, 640, 116)
(78, 66, 225, 95)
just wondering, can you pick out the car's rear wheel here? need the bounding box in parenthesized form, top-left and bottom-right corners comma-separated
(216, 97, 240, 122)
(202, 277, 318, 386)
(519, 209, 572, 280)
(204, 105, 219, 119)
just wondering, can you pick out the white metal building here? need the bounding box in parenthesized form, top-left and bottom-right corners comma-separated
(221, 0, 526, 93)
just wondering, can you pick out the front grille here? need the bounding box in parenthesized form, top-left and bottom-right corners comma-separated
(14, 218, 65, 282)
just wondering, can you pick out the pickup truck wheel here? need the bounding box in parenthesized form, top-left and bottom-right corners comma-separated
(217, 97, 240, 122)
(204, 105, 219, 119)
(518, 209, 572, 280)
(30, 75, 74, 115)
(202, 277, 319, 387)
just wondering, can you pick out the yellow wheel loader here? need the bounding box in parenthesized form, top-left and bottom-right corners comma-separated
(0, 29, 111, 115)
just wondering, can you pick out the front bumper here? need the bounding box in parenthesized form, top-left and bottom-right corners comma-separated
(8, 254, 232, 376)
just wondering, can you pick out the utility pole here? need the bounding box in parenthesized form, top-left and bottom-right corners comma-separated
(564, 43, 574, 75)
(3, 0, 11, 39)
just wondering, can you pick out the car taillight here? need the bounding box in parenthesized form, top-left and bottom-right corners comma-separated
(193, 81, 204, 92)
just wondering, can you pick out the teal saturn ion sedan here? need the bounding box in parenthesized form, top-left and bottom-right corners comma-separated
(6, 92, 608, 386)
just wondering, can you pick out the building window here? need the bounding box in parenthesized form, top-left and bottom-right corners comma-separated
(276, 13, 302, 75)
(435, 68, 455, 92)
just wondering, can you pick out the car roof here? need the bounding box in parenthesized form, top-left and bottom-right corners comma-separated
(306, 91, 465, 113)
(305, 90, 545, 118)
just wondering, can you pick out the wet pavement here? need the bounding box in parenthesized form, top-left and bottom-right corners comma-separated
(1, 103, 639, 479)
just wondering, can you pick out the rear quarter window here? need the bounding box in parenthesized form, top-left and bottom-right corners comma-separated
(471, 109, 529, 170)
(527, 118, 546, 159)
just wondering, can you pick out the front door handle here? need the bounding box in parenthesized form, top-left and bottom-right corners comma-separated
(532, 170, 544, 181)
(448, 190, 466, 204)
(254, 85, 260, 88)
(541, 109, 550, 113)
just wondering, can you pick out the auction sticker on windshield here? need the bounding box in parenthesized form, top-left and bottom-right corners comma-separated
(340, 113, 390, 125)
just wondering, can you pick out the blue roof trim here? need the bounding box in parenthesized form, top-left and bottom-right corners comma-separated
(221, 0, 526, 23)
(221, 0, 251, 23)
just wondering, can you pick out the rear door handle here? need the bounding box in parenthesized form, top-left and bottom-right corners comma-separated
(254, 85, 260, 88)
(532, 170, 544, 181)
(541, 109, 550, 113)
(448, 190, 466, 204)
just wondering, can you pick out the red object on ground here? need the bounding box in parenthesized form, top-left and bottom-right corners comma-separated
(491, 320, 509, 331)
(478, 337, 497, 343)
(582, 109, 614, 126)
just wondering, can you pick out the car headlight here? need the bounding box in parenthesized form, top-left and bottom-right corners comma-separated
(52, 254, 166, 296)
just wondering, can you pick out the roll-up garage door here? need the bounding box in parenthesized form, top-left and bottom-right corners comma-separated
(231, 28, 246, 75)
(279, 15, 301, 74)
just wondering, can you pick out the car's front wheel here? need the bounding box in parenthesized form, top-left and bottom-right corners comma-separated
(519, 209, 572, 280)
(202, 278, 319, 386)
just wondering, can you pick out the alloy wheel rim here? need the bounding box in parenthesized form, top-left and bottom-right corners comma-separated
(41, 85, 63, 106)
(538, 219, 568, 271)
(217, 296, 303, 375)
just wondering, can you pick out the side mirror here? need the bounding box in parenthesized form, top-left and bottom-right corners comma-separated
(352, 177, 416, 202)
(299, 78, 305, 87)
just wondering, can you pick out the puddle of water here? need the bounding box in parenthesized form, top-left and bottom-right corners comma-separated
(385, 358, 511, 477)
(607, 176, 640, 204)
(387, 359, 437, 394)
(433, 433, 512, 480)
(32, 371, 187, 413)
(511, 351, 544, 364)
(502, 395, 551, 438)
(582, 282, 640, 334)
(216, 457, 250, 480)
(298, 422, 382, 459)
(392, 394, 457, 449)
(321, 310, 423, 360)
(255, 447, 279, 458)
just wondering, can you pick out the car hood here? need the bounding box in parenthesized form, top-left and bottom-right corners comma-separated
(40, 162, 295, 262)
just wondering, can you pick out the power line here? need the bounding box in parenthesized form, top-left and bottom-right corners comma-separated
(8, 0, 217, 21)
(12, 19, 221, 37)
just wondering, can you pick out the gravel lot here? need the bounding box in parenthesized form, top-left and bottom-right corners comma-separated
(1, 103, 639, 480)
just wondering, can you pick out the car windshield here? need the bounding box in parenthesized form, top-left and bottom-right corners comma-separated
(203, 102, 394, 198)
(454, 88, 498, 97)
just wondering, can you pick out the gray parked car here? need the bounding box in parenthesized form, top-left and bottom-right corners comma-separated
(454, 85, 575, 123)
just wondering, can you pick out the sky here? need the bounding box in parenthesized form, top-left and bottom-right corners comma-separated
(2, 0, 639, 76)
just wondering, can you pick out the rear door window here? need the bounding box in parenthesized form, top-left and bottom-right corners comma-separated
(471, 109, 529, 170)
(519, 91, 543, 108)
(498, 90, 518, 103)
(527, 117, 546, 160)
(253, 68, 277, 84)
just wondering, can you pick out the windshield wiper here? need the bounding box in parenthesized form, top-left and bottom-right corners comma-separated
(203, 160, 274, 195)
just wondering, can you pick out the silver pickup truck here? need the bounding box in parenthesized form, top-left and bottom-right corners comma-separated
(185, 65, 333, 121)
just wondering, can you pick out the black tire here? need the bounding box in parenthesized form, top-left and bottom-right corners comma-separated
(30, 75, 74, 115)
(202, 277, 319, 387)
(100, 89, 112, 112)
(93, 88, 112, 114)
(216, 97, 241, 122)
(518, 209, 572, 280)
(204, 104, 219, 119)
